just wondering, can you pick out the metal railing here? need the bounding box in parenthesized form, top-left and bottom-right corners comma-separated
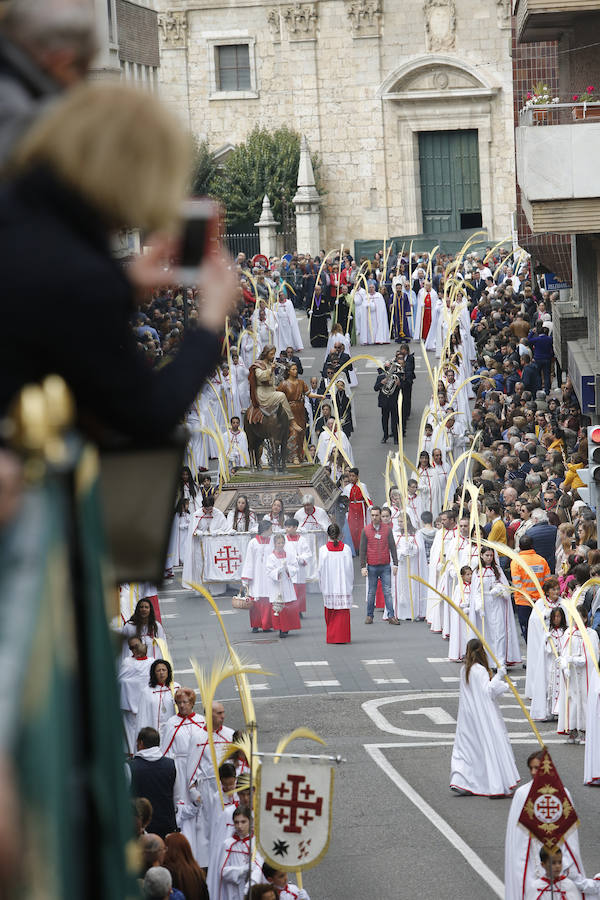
(222, 231, 260, 257)
(519, 101, 600, 126)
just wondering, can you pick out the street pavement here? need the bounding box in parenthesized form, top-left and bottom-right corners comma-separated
(157, 315, 600, 899)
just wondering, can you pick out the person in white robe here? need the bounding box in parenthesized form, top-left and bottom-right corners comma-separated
(404, 480, 422, 531)
(240, 521, 274, 631)
(450, 639, 519, 796)
(222, 419, 250, 472)
(418, 423, 436, 461)
(557, 615, 600, 742)
(443, 415, 469, 483)
(444, 367, 470, 427)
(585, 665, 600, 784)
(316, 420, 354, 473)
(318, 523, 353, 644)
(416, 451, 443, 520)
(284, 518, 312, 615)
(266, 534, 300, 635)
(274, 292, 303, 352)
(413, 281, 440, 343)
(294, 495, 331, 534)
(327, 325, 351, 357)
(205, 772, 254, 900)
(360, 284, 389, 345)
(182, 499, 228, 591)
(425, 291, 444, 356)
(228, 350, 250, 419)
(426, 510, 460, 634)
(120, 598, 167, 662)
(226, 495, 258, 534)
(448, 567, 473, 662)
(186, 400, 210, 478)
(207, 369, 229, 440)
(527, 580, 565, 719)
(504, 750, 587, 900)
(165, 498, 191, 575)
(470, 548, 522, 667)
(216, 809, 264, 900)
(160, 688, 206, 862)
(353, 285, 367, 344)
(251, 303, 278, 353)
(239, 328, 259, 368)
(389, 518, 427, 620)
(185, 702, 234, 867)
(136, 659, 180, 740)
(119, 637, 153, 755)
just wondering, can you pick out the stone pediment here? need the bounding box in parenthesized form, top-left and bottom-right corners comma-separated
(378, 55, 498, 101)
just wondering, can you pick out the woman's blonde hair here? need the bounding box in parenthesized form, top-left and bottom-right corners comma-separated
(14, 81, 192, 232)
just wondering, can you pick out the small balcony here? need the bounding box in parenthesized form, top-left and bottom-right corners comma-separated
(516, 104, 600, 233)
(514, 0, 600, 42)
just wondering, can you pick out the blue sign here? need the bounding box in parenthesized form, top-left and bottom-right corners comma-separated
(543, 272, 571, 291)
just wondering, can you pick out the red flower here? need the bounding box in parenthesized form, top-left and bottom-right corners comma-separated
(526, 92, 532, 99)
(573, 94, 579, 101)
(587, 85, 595, 94)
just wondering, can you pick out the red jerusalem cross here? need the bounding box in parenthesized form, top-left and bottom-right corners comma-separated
(265, 775, 323, 834)
(214, 545, 242, 575)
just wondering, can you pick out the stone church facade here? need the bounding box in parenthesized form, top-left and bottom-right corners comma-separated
(155, 0, 515, 249)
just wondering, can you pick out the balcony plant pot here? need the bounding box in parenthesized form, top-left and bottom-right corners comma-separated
(533, 108, 548, 125)
(572, 104, 600, 120)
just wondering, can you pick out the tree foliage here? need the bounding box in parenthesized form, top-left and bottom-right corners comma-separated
(190, 137, 219, 197)
(208, 126, 322, 230)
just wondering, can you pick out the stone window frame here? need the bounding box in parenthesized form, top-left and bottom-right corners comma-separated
(204, 32, 259, 101)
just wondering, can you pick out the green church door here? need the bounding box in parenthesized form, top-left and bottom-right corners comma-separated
(418, 130, 482, 234)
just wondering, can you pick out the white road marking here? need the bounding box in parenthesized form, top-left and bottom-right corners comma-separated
(174, 668, 195, 675)
(161, 613, 179, 619)
(363, 659, 395, 665)
(159, 599, 178, 604)
(304, 680, 341, 687)
(440, 676, 459, 683)
(235, 683, 270, 691)
(404, 707, 456, 725)
(209, 610, 237, 616)
(373, 677, 410, 684)
(427, 657, 451, 663)
(364, 744, 504, 898)
(295, 660, 329, 667)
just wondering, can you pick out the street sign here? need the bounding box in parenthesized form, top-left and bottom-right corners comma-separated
(543, 272, 571, 291)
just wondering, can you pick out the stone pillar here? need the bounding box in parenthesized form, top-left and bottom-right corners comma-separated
(255, 195, 280, 258)
(293, 135, 321, 256)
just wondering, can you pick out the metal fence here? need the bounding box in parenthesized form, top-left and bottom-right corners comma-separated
(222, 231, 260, 258)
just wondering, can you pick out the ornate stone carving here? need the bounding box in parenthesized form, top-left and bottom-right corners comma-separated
(346, 0, 382, 38)
(267, 9, 281, 40)
(496, 0, 511, 29)
(282, 3, 318, 40)
(432, 70, 449, 90)
(424, 0, 456, 52)
(157, 10, 187, 47)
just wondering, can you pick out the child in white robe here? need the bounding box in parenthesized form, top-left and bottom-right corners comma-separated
(386, 512, 427, 620)
(526, 847, 600, 900)
(470, 548, 521, 667)
(165, 497, 191, 577)
(450, 638, 519, 797)
(262, 863, 311, 900)
(448, 566, 472, 662)
(266, 533, 300, 636)
(557, 606, 600, 743)
(217, 807, 264, 900)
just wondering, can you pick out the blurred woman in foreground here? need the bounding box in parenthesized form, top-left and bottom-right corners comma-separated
(0, 81, 237, 440)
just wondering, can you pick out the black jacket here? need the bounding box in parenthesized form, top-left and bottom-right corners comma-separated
(0, 167, 222, 441)
(128, 754, 177, 838)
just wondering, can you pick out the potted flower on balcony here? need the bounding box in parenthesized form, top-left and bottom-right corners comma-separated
(572, 86, 600, 119)
(523, 82, 559, 125)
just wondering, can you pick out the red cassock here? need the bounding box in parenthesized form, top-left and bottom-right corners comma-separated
(421, 292, 432, 338)
(347, 483, 368, 552)
(272, 603, 301, 631)
(324, 607, 351, 643)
